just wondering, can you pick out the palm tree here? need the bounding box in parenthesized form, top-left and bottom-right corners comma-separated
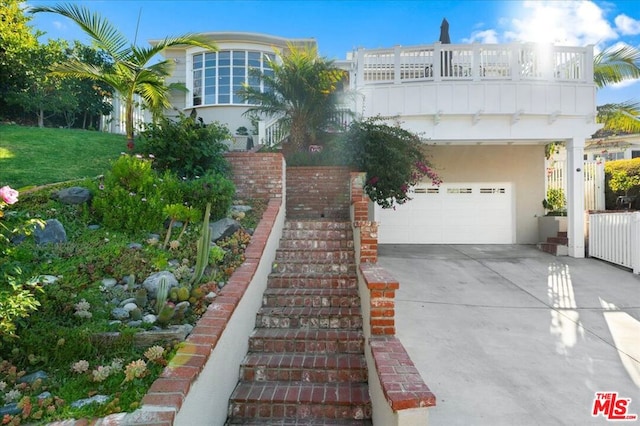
(593, 45, 640, 133)
(238, 43, 346, 155)
(31, 3, 218, 150)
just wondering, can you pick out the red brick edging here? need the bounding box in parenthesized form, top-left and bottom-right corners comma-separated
(370, 337, 437, 411)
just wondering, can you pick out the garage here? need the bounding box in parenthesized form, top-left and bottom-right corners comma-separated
(375, 182, 515, 244)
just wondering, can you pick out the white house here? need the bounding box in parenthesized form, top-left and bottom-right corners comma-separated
(114, 32, 602, 258)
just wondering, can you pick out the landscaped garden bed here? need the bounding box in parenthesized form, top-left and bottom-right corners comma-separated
(0, 132, 265, 424)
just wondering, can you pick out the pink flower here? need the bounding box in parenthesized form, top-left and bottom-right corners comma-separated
(0, 186, 18, 205)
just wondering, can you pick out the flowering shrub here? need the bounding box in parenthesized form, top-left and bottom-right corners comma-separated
(0, 186, 45, 340)
(341, 117, 442, 208)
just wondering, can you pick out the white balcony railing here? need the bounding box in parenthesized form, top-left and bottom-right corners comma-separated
(354, 43, 593, 86)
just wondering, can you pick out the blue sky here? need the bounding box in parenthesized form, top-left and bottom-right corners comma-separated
(28, 0, 640, 106)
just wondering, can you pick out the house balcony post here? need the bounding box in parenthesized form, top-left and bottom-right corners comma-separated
(394, 45, 401, 84)
(356, 48, 365, 87)
(567, 136, 585, 258)
(433, 42, 442, 82)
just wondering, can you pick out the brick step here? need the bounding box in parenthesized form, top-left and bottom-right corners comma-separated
(547, 236, 569, 244)
(278, 238, 354, 250)
(281, 229, 353, 241)
(226, 419, 372, 425)
(248, 329, 365, 354)
(240, 353, 367, 382)
(256, 307, 362, 330)
(263, 288, 361, 308)
(537, 242, 568, 256)
(267, 274, 358, 289)
(557, 231, 568, 238)
(272, 261, 356, 274)
(275, 249, 355, 262)
(228, 381, 371, 421)
(284, 221, 352, 231)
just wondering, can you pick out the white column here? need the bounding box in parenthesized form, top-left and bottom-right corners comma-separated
(566, 136, 585, 258)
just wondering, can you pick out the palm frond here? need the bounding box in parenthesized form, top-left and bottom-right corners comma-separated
(597, 101, 640, 133)
(594, 45, 640, 89)
(31, 4, 130, 59)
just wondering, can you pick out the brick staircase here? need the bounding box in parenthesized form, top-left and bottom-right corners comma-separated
(226, 220, 372, 425)
(537, 231, 569, 256)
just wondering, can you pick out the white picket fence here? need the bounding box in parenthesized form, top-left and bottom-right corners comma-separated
(546, 161, 605, 211)
(589, 212, 640, 274)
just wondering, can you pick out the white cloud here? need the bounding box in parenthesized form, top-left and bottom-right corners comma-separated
(53, 21, 66, 30)
(615, 14, 640, 36)
(463, 30, 499, 44)
(507, 1, 618, 47)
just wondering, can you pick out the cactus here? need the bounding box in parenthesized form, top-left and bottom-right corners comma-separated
(135, 288, 148, 308)
(169, 288, 179, 302)
(157, 302, 175, 326)
(190, 203, 212, 286)
(177, 287, 190, 302)
(130, 307, 142, 321)
(155, 277, 170, 315)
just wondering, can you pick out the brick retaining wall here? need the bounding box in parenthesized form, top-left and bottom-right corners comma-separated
(286, 166, 352, 219)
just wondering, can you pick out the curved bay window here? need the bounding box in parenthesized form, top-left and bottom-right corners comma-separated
(192, 50, 275, 106)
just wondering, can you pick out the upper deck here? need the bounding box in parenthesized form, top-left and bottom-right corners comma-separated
(344, 42, 599, 141)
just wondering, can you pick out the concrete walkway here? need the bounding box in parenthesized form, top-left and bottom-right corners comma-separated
(378, 244, 640, 426)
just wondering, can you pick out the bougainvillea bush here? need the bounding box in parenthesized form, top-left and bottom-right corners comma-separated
(341, 117, 441, 208)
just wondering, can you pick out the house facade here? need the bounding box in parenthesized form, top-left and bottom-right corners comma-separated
(140, 32, 601, 258)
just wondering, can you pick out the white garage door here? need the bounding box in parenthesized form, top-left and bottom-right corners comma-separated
(375, 182, 514, 244)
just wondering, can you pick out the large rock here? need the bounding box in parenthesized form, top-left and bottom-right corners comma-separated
(142, 271, 178, 299)
(210, 218, 240, 242)
(54, 186, 92, 205)
(34, 219, 67, 245)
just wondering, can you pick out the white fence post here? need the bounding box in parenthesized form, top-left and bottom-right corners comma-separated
(632, 212, 640, 274)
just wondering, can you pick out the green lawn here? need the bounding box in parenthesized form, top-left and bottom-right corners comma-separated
(0, 124, 126, 189)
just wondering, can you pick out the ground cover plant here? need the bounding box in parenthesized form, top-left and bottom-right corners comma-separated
(0, 125, 263, 424)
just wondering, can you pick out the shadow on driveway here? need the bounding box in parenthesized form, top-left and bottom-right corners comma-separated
(378, 244, 640, 426)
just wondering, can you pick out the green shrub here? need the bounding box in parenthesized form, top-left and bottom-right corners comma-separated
(90, 155, 184, 233)
(181, 173, 235, 221)
(604, 158, 640, 209)
(542, 187, 566, 215)
(139, 113, 232, 179)
(339, 117, 441, 208)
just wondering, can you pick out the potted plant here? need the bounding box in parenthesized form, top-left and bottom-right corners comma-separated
(235, 126, 254, 150)
(538, 187, 567, 242)
(609, 170, 640, 209)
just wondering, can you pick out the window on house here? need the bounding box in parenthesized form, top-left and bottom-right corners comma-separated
(632, 150, 640, 159)
(192, 50, 275, 106)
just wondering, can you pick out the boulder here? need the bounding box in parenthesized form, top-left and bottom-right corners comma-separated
(210, 217, 241, 242)
(142, 271, 178, 298)
(70, 395, 110, 409)
(34, 219, 67, 245)
(54, 186, 92, 205)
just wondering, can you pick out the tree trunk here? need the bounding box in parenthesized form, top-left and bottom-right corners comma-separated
(38, 109, 44, 128)
(126, 95, 135, 150)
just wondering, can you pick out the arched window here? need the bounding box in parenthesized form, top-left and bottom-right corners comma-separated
(192, 50, 275, 106)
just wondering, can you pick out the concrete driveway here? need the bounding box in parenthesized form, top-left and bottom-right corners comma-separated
(378, 244, 640, 426)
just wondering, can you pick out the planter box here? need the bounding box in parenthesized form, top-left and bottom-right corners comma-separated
(538, 215, 567, 242)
